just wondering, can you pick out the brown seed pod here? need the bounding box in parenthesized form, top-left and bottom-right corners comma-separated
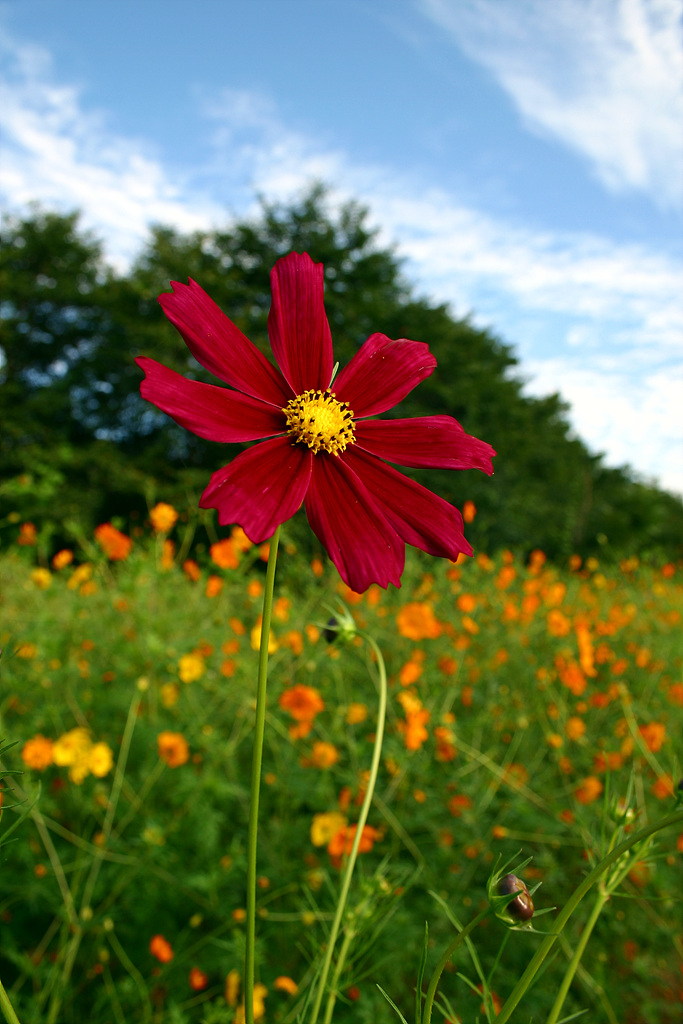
(497, 873, 534, 921)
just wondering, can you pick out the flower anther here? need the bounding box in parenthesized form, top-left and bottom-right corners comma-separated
(283, 389, 355, 456)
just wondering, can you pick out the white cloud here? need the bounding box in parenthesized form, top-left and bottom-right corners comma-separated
(419, 0, 683, 209)
(1, 35, 681, 494)
(0, 35, 224, 269)
(523, 359, 683, 495)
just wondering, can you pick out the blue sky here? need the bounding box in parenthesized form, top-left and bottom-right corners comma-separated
(1, 0, 682, 495)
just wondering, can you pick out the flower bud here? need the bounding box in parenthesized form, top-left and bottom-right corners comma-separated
(497, 873, 534, 922)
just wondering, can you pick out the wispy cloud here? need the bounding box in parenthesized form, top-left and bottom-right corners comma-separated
(419, 0, 683, 209)
(0, 34, 224, 268)
(1, 35, 681, 492)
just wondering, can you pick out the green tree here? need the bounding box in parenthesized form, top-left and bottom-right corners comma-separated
(2, 191, 681, 562)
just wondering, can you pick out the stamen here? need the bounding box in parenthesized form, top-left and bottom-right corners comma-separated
(282, 389, 356, 456)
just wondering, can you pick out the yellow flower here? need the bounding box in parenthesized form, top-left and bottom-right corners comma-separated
(346, 703, 368, 725)
(89, 742, 114, 778)
(53, 728, 91, 767)
(310, 811, 347, 847)
(178, 653, 205, 683)
(67, 563, 93, 590)
(225, 969, 240, 1007)
(161, 682, 180, 707)
(250, 619, 278, 654)
(30, 568, 52, 589)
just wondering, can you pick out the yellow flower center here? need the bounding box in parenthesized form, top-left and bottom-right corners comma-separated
(283, 389, 355, 456)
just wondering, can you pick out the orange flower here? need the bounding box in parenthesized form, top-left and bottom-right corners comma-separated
(94, 523, 132, 560)
(182, 559, 201, 581)
(150, 934, 174, 963)
(17, 522, 37, 545)
(462, 500, 476, 523)
(652, 774, 674, 799)
(396, 602, 442, 640)
(556, 657, 587, 697)
(434, 725, 457, 761)
(399, 708, 430, 751)
(327, 823, 380, 858)
(399, 659, 423, 686)
(574, 776, 603, 804)
(52, 549, 74, 570)
(149, 502, 178, 533)
(230, 525, 253, 552)
(21, 735, 54, 770)
(565, 717, 586, 741)
(161, 539, 175, 569)
(309, 741, 339, 769)
(189, 966, 208, 991)
(274, 976, 298, 995)
(205, 574, 223, 597)
(593, 751, 623, 772)
(210, 538, 239, 569)
(157, 731, 190, 768)
(547, 609, 571, 637)
(456, 593, 477, 613)
(279, 685, 324, 721)
(448, 793, 472, 817)
(495, 565, 516, 590)
(639, 722, 666, 753)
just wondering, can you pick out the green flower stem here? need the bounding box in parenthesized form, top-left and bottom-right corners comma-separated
(545, 887, 608, 1024)
(0, 978, 21, 1024)
(244, 525, 281, 1024)
(308, 632, 388, 1024)
(422, 906, 492, 1024)
(494, 807, 683, 1024)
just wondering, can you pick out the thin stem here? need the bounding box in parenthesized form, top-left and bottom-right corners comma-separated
(422, 907, 491, 1024)
(0, 978, 21, 1024)
(244, 526, 281, 1024)
(545, 888, 608, 1024)
(308, 633, 388, 1024)
(494, 807, 683, 1024)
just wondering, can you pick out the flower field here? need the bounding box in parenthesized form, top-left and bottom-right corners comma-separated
(1, 508, 682, 1024)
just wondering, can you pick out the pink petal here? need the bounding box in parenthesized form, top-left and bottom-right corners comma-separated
(159, 279, 291, 405)
(345, 448, 473, 560)
(355, 416, 496, 474)
(305, 454, 405, 592)
(136, 357, 286, 442)
(333, 333, 436, 417)
(199, 436, 312, 543)
(267, 252, 334, 394)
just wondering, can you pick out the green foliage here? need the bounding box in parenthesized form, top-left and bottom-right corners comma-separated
(1, 189, 682, 560)
(1, 517, 681, 1023)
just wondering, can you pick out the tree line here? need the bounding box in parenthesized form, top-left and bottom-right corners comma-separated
(1, 186, 681, 562)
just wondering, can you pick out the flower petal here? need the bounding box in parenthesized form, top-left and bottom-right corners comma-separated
(267, 252, 334, 393)
(158, 278, 291, 405)
(333, 333, 436, 417)
(199, 437, 312, 542)
(355, 416, 496, 474)
(304, 454, 405, 592)
(344, 447, 473, 560)
(136, 357, 286, 442)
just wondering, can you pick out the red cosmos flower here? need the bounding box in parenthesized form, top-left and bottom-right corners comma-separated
(136, 252, 495, 592)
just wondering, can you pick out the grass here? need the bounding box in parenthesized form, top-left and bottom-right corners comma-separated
(1, 509, 682, 1024)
